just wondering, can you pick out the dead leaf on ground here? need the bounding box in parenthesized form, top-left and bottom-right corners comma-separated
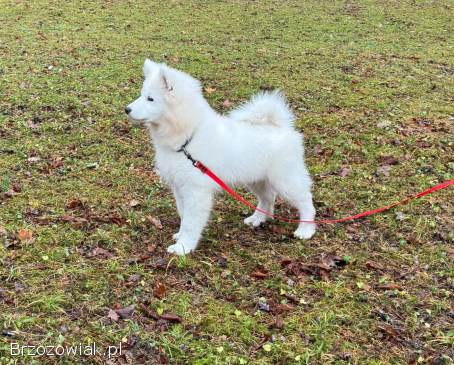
(338, 166, 352, 177)
(274, 316, 284, 329)
(86, 247, 114, 259)
(270, 225, 288, 235)
(379, 155, 399, 165)
(378, 324, 400, 340)
(127, 274, 141, 283)
(281, 253, 348, 280)
(146, 216, 163, 229)
(153, 281, 167, 299)
(139, 304, 160, 320)
(49, 156, 64, 169)
(127, 253, 152, 265)
(11, 183, 21, 193)
(377, 283, 401, 291)
(59, 215, 88, 224)
(2, 190, 16, 199)
(365, 260, 384, 271)
(116, 304, 135, 319)
(129, 199, 140, 207)
(377, 165, 392, 177)
(320, 254, 348, 269)
(27, 156, 41, 163)
(160, 313, 182, 322)
(138, 304, 182, 323)
(250, 268, 269, 279)
(66, 198, 84, 209)
(17, 229, 33, 242)
(204, 87, 216, 94)
(107, 309, 119, 322)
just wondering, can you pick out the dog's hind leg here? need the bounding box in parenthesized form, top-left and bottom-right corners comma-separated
(244, 181, 276, 227)
(269, 167, 316, 239)
(167, 187, 213, 255)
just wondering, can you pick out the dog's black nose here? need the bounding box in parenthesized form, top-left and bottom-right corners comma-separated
(124, 107, 131, 115)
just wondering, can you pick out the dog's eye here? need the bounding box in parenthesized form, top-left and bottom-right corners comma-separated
(147, 96, 154, 102)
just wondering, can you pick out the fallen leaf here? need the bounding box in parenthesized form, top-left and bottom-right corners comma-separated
(377, 283, 401, 291)
(365, 260, 383, 271)
(160, 313, 182, 322)
(27, 119, 39, 131)
(139, 304, 160, 320)
(262, 343, 272, 352)
(66, 198, 83, 209)
(258, 298, 270, 312)
(27, 156, 41, 163)
(377, 120, 392, 128)
(127, 253, 152, 265)
(356, 281, 371, 291)
(204, 87, 216, 94)
(129, 199, 140, 207)
(217, 255, 228, 268)
(127, 274, 141, 283)
(116, 304, 135, 319)
(379, 155, 399, 165)
(320, 254, 348, 269)
(49, 156, 64, 169)
(250, 269, 269, 279)
(86, 247, 114, 259)
(378, 324, 400, 339)
(11, 183, 21, 193)
(107, 309, 119, 322)
(270, 225, 287, 235)
(153, 281, 167, 299)
(85, 162, 99, 169)
(104, 215, 126, 225)
(274, 316, 284, 329)
(146, 215, 162, 229)
(17, 229, 33, 242)
(281, 254, 347, 280)
(2, 190, 16, 198)
(377, 165, 392, 177)
(338, 166, 352, 177)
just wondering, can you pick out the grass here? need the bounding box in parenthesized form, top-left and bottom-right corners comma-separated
(0, 0, 453, 364)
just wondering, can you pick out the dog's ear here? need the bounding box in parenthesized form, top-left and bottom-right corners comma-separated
(143, 59, 158, 77)
(159, 68, 173, 92)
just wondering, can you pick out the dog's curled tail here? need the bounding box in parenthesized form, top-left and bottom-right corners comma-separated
(229, 90, 295, 128)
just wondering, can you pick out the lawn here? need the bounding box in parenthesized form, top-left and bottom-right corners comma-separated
(0, 0, 453, 364)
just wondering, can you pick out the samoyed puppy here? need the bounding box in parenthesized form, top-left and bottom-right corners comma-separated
(125, 59, 316, 255)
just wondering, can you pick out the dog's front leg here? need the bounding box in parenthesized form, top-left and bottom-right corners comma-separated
(167, 187, 213, 255)
(170, 185, 185, 241)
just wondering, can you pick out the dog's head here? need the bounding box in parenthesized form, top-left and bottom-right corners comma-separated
(125, 59, 172, 126)
(125, 60, 201, 130)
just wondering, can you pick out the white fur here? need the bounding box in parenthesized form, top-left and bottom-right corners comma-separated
(126, 59, 316, 255)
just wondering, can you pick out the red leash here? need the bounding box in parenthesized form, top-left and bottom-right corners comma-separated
(193, 161, 453, 224)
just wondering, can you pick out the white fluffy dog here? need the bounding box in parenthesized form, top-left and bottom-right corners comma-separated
(126, 59, 316, 255)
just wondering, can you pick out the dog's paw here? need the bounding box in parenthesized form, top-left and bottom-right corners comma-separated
(172, 232, 180, 240)
(244, 214, 267, 228)
(167, 243, 194, 256)
(294, 223, 316, 240)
